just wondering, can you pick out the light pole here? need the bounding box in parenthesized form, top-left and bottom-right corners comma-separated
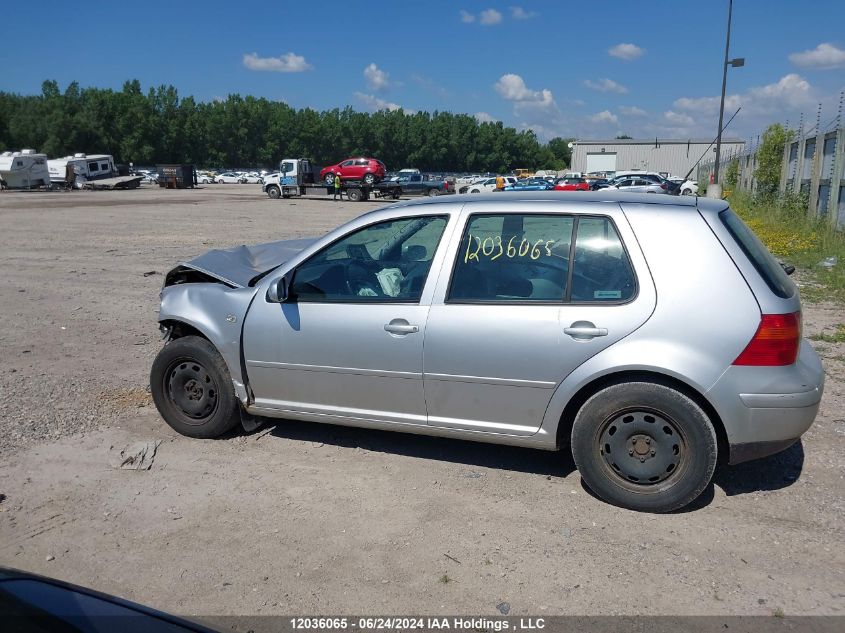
(710, 0, 744, 196)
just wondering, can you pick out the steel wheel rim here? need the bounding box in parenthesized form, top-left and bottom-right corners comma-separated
(164, 358, 219, 424)
(596, 408, 689, 489)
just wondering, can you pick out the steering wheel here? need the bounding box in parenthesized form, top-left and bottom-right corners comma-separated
(343, 262, 383, 297)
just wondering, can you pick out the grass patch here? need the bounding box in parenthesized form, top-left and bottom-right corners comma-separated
(439, 573, 452, 584)
(809, 324, 845, 343)
(728, 191, 845, 304)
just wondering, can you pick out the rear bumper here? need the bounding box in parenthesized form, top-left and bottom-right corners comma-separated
(706, 340, 824, 465)
(727, 438, 799, 465)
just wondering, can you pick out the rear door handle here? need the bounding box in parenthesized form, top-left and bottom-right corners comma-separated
(384, 320, 419, 335)
(564, 322, 608, 340)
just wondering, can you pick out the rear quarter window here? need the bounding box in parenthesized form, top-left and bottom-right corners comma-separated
(719, 209, 794, 299)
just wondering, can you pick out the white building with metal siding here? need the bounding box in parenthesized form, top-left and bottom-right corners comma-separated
(570, 138, 746, 178)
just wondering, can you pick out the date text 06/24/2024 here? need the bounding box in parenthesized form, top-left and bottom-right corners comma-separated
(289, 617, 546, 631)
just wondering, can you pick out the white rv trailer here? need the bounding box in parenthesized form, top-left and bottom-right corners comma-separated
(47, 153, 117, 188)
(0, 150, 51, 189)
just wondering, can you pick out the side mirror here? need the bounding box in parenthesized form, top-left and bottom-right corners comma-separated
(266, 273, 291, 303)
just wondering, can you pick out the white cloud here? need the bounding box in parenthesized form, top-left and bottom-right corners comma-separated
(748, 73, 814, 108)
(480, 8, 503, 25)
(789, 43, 845, 70)
(242, 52, 312, 73)
(459, 9, 475, 23)
(494, 75, 568, 140)
(354, 92, 414, 114)
(363, 63, 390, 91)
(609, 43, 645, 61)
(475, 111, 497, 123)
(619, 105, 648, 116)
(494, 74, 554, 105)
(664, 110, 695, 126)
(675, 73, 814, 117)
(589, 110, 619, 125)
(584, 78, 628, 94)
(510, 6, 536, 19)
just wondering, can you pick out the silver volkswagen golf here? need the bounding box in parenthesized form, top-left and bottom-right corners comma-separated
(151, 192, 823, 512)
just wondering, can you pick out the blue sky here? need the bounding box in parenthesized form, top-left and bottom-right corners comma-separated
(2, 1, 844, 143)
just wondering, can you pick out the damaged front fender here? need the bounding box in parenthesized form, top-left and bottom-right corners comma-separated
(158, 282, 257, 404)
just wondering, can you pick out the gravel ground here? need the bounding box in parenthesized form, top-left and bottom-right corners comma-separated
(0, 185, 843, 617)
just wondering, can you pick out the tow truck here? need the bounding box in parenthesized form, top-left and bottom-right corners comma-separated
(262, 158, 401, 202)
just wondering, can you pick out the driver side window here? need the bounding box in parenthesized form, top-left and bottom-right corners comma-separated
(291, 216, 448, 303)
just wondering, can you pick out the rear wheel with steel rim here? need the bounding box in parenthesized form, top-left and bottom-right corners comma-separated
(571, 381, 717, 513)
(150, 335, 240, 438)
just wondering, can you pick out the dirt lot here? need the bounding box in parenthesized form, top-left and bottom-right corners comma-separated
(0, 185, 843, 617)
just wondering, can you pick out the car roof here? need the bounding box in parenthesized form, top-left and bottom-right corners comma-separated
(383, 190, 729, 213)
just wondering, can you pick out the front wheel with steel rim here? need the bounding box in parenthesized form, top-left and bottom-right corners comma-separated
(571, 381, 717, 513)
(150, 335, 240, 438)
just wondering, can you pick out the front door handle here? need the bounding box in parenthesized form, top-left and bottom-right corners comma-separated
(564, 321, 608, 340)
(384, 319, 419, 335)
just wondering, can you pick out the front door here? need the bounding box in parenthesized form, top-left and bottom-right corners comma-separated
(423, 207, 654, 435)
(243, 214, 450, 425)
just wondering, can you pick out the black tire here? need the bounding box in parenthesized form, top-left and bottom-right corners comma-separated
(150, 336, 240, 439)
(427, 188, 440, 197)
(570, 381, 717, 513)
(267, 185, 281, 199)
(363, 173, 376, 185)
(682, 188, 693, 196)
(325, 173, 336, 185)
(470, 189, 480, 194)
(346, 188, 363, 202)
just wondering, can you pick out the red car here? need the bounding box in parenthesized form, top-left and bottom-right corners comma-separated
(553, 177, 591, 191)
(320, 157, 386, 185)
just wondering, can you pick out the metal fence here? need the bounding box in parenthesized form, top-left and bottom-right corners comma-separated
(780, 126, 844, 229)
(696, 95, 845, 230)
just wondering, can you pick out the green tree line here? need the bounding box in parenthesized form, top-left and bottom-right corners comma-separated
(0, 80, 572, 172)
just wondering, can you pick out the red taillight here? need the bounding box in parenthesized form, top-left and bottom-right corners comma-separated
(733, 312, 801, 366)
(660, 183, 668, 190)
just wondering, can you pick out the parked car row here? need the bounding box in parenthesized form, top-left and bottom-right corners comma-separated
(214, 171, 265, 184)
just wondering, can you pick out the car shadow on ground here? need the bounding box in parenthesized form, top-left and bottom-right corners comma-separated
(665, 441, 805, 513)
(261, 418, 576, 478)
(253, 418, 804, 511)
(713, 440, 804, 496)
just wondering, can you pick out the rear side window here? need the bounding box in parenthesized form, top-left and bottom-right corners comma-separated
(448, 214, 636, 303)
(449, 214, 574, 302)
(719, 209, 794, 299)
(571, 217, 637, 302)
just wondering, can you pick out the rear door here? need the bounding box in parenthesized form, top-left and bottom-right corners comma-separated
(423, 202, 655, 435)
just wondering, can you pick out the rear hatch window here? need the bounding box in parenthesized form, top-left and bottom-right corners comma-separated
(719, 209, 794, 299)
